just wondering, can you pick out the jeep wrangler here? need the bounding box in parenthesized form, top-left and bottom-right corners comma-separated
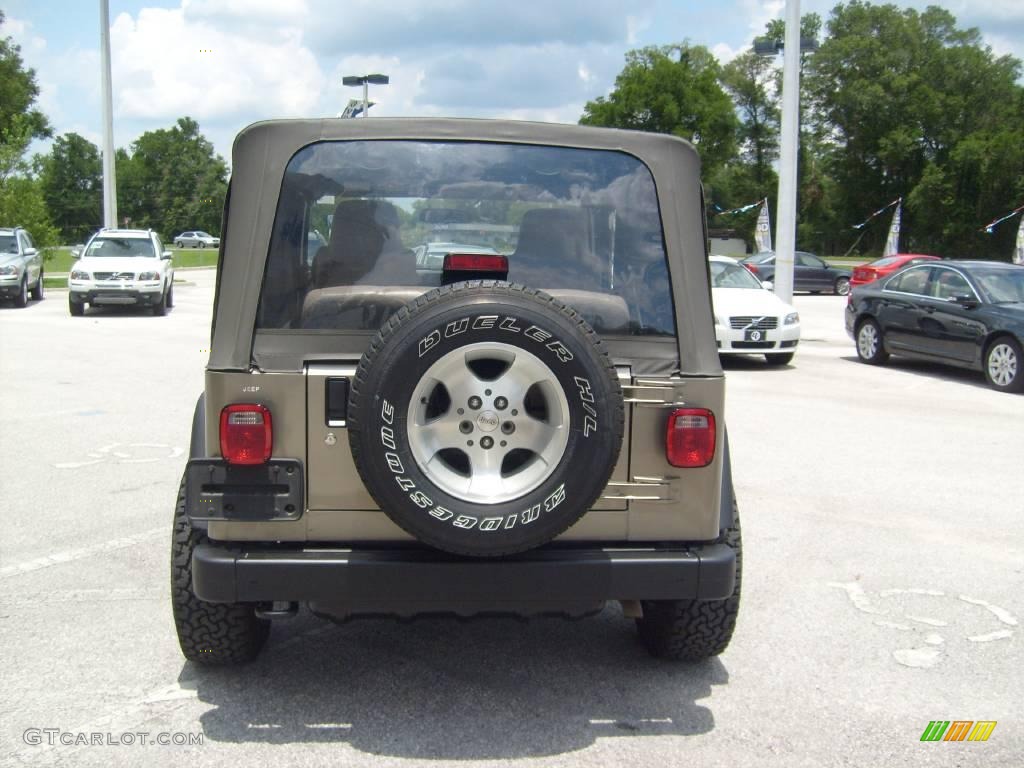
(172, 118, 740, 665)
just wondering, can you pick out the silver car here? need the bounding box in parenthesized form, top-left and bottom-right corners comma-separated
(173, 230, 220, 248)
(0, 227, 44, 307)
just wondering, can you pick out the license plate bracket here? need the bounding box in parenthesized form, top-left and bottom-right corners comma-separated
(186, 458, 303, 521)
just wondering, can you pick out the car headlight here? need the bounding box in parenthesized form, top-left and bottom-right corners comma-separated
(70, 270, 91, 280)
(0, 264, 19, 276)
(784, 312, 799, 325)
(138, 271, 160, 280)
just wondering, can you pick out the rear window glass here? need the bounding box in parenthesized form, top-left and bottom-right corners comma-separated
(257, 140, 676, 337)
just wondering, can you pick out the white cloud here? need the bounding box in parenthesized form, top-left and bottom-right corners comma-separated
(712, 42, 745, 64)
(110, 5, 324, 122)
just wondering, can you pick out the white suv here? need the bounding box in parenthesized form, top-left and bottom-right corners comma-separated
(68, 229, 175, 316)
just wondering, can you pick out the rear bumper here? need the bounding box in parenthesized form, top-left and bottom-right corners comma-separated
(193, 542, 737, 610)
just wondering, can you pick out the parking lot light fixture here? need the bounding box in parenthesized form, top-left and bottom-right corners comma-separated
(754, 2, 817, 305)
(342, 74, 390, 117)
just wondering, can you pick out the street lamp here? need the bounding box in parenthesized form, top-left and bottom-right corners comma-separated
(342, 74, 390, 117)
(754, 1, 817, 304)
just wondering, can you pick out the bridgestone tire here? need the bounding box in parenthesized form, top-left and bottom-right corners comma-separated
(171, 474, 269, 665)
(348, 281, 624, 557)
(636, 505, 742, 661)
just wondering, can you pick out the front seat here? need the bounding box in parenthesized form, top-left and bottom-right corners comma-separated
(509, 208, 603, 291)
(312, 199, 417, 287)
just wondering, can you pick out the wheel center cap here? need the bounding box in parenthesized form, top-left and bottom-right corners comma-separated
(477, 411, 499, 432)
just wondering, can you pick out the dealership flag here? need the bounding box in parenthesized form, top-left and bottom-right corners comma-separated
(1016, 215, 1024, 265)
(883, 199, 902, 257)
(754, 198, 772, 253)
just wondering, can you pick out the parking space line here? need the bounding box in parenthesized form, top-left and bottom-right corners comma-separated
(0, 528, 164, 579)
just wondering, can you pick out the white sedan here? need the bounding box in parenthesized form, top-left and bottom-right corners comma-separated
(710, 255, 800, 365)
(174, 231, 220, 248)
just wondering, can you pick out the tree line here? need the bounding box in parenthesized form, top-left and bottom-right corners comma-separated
(4, 2, 1024, 259)
(0, 11, 227, 248)
(581, 1, 1024, 260)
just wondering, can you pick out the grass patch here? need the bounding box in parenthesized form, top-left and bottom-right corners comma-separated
(43, 247, 217, 274)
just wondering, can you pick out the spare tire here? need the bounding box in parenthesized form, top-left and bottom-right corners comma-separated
(348, 281, 624, 557)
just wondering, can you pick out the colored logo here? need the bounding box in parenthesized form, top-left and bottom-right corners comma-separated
(920, 721, 997, 742)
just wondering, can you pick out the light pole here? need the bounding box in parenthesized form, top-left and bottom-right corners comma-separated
(99, 0, 117, 228)
(753, 1, 816, 304)
(342, 74, 390, 117)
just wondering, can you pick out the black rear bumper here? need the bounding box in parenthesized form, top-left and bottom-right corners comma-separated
(192, 542, 736, 611)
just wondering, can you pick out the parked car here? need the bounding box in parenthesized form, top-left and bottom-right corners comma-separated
(740, 251, 852, 295)
(710, 255, 800, 365)
(174, 231, 220, 248)
(171, 117, 741, 666)
(850, 253, 940, 287)
(68, 229, 175, 316)
(846, 260, 1024, 392)
(0, 226, 44, 307)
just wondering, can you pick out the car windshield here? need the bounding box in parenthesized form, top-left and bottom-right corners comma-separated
(868, 256, 900, 268)
(0, 235, 17, 253)
(972, 268, 1024, 304)
(85, 237, 155, 258)
(710, 261, 762, 289)
(258, 140, 677, 337)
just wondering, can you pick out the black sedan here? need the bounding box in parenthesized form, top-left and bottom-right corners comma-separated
(740, 251, 852, 295)
(845, 260, 1024, 392)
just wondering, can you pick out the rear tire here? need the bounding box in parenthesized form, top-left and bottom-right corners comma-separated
(983, 336, 1023, 393)
(835, 276, 851, 296)
(765, 352, 794, 366)
(855, 318, 888, 364)
(30, 270, 44, 301)
(636, 506, 742, 661)
(171, 474, 269, 665)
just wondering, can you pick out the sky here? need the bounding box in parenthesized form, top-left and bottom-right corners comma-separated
(3, 0, 1024, 164)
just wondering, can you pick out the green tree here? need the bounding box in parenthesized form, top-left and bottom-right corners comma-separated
(580, 44, 739, 176)
(804, 1, 1024, 258)
(37, 133, 102, 242)
(117, 117, 228, 238)
(0, 12, 57, 249)
(0, 10, 50, 146)
(720, 51, 779, 189)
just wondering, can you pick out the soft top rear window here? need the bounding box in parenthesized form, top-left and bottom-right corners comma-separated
(257, 140, 676, 337)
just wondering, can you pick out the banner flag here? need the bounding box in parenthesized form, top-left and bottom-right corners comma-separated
(883, 199, 902, 257)
(754, 198, 772, 253)
(979, 203, 1024, 234)
(716, 199, 762, 216)
(852, 198, 900, 230)
(1015, 215, 1024, 265)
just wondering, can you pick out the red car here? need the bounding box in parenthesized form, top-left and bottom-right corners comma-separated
(850, 253, 940, 287)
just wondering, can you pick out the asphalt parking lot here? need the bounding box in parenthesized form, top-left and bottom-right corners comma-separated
(1, 272, 1021, 767)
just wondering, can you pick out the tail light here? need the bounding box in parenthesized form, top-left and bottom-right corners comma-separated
(744, 263, 759, 275)
(220, 404, 273, 465)
(443, 253, 509, 273)
(666, 408, 716, 468)
(853, 267, 876, 282)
